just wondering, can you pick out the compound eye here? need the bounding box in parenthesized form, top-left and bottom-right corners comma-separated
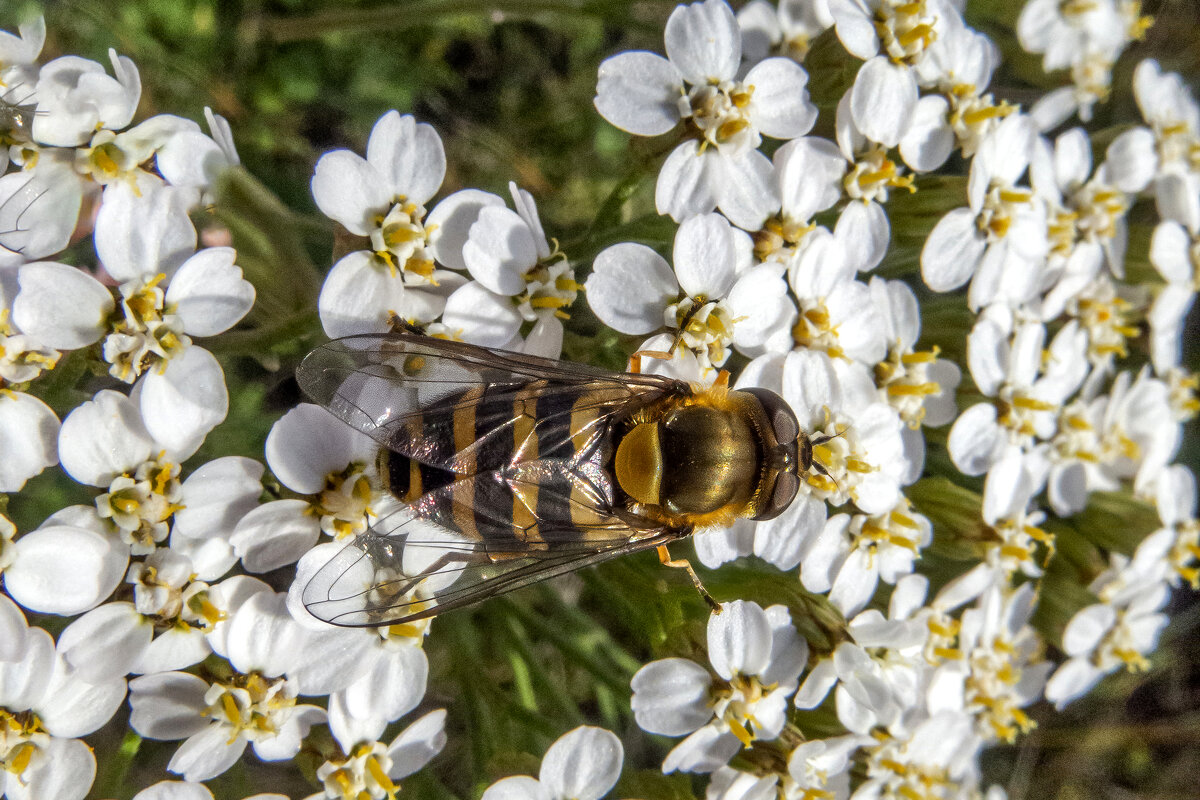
(742, 387, 800, 446)
(756, 470, 799, 521)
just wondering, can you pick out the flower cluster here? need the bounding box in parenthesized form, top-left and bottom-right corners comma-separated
(0, 1, 1196, 799)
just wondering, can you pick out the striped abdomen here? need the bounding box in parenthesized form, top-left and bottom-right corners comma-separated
(378, 381, 638, 551)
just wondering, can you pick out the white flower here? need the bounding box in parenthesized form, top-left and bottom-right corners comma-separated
(32, 48, 140, 146)
(234, 402, 379, 574)
(438, 181, 580, 358)
(921, 113, 1049, 309)
(315, 710, 444, 800)
(587, 213, 783, 379)
(828, 0, 955, 148)
(313, 111, 468, 337)
(947, 312, 1088, 476)
(594, 0, 816, 228)
(632, 600, 806, 773)
(737, 0, 833, 64)
(803, 498, 933, 616)
(1044, 579, 1170, 709)
(480, 725, 622, 800)
(0, 627, 126, 800)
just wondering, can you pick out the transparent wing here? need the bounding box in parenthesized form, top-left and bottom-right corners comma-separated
(302, 470, 684, 626)
(296, 332, 685, 472)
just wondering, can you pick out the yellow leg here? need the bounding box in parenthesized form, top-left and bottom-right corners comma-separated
(657, 544, 721, 612)
(628, 349, 673, 375)
(714, 369, 730, 388)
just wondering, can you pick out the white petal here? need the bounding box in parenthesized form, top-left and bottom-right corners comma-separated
(708, 599, 771, 680)
(463, 206, 537, 295)
(366, 112, 445, 206)
(744, 57, 816, 139)
(426, 189, 506, 272)
(850, 57, 916, 148)
(586, 243, 677, 335)
(230, 500, 320, 573)
(12, 261, 112, 349)
(344, 644, 427, 723)
(266, 403, 372, 494)
(387, 708, 448, 779)
(540, 726, 624, 800)
(921, 208, 985, 292)
(947, 403, 1004, 476)
(37, 655, 127, 737)
(167, 724, 246, 782)
(1149, 220, 1192, 284)
(1104, 127, 1157, 193)
(0, 627, 54, 709)
(775, 136, 846, 222)
(674, 213, 738, 298)
(0, 392, 58, 491)
(835, 201, 889, 273)
(311, 150, 389, 236)
(12, 737, 95, 800)
(661, 723, 741, 774)
(665, 0, 741, 84)
(1061, 604, 1116, 656)
(594, 52, 682, 136)
(166, 247, 255, 336)
(0, 595, 27, 662)
(57, 602, 150, 682)
(58, 389, 152, 486)
(95, 180, 196, 282)
(173, 456, 264, 540)
(442, 281, 522, 346)
(131, 781, 214, 800)
(899, 94, 953, 172)
(631, 658, 713, 735)
(829, 0, 879, 58)
(481, 777, 548, 800)
(133, 627, 211, 675)
(139, 346, 227, 457)
(715, 149, 779, 231)
(656, 140, 720, 222)
(1043, 657, 1104, 709)
(6, 526, 128, 615)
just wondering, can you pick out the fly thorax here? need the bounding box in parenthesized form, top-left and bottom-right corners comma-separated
(659, 404, 758, 517)
(371, 198, 436, 285)
(680, 80, 760, 156)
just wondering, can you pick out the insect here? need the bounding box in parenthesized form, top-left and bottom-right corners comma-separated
(297, 331, 819, 627)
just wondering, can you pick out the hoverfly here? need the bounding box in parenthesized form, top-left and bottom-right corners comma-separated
(297, 331, 821, 627)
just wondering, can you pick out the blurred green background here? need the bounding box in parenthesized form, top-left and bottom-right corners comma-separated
(4, 0, 1199, 798)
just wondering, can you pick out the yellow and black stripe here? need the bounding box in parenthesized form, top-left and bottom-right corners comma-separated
(378, 381, 642, 555)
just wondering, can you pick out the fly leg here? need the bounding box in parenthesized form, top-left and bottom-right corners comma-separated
(656, 544, 721, 613)
(628, 349, 672, 375)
